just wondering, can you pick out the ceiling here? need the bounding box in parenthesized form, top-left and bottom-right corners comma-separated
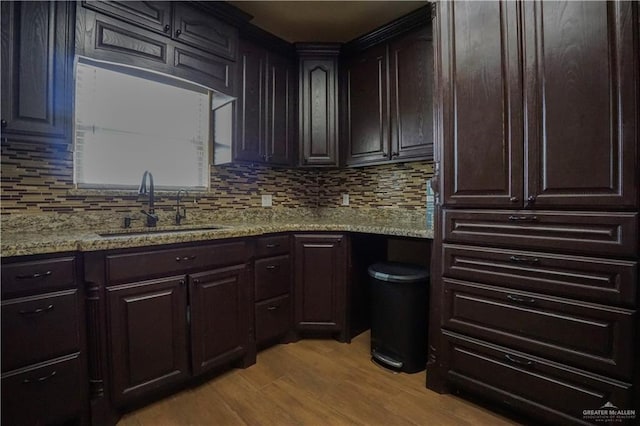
(228, 1, 429, 43)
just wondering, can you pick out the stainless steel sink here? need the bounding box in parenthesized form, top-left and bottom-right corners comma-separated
(98, 225, 226, 238)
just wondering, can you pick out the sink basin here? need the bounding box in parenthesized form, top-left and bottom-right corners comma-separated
(98, 226, 226, 238)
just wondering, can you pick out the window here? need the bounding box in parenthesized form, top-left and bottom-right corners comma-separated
(74, 57, 227, 190)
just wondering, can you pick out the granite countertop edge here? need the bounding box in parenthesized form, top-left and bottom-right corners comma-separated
(1, 220, 432, 257)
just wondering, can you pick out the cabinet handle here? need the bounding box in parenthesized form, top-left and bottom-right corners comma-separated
(163, 24, 171, 33)
(504, 354, 533, 367)
(1, 119, 7, 128)
(391, 152, 399, 158)
(509, 255, 539, 265)
(507, 215, 538, 222)
(192, 279, 199, 284)
(506, 294, 536, 304)
(175, 256, 196, 262)
(19, 304, 54, 316)
(265, 265, 279, 270)
(175, 29, 182, 37)
(525, 195, 536, 208)
(16, 271, 52, 280)
(267, 305, 279, 311)
(509, 197, 519, 203)
(265, 243, 279, 248)
(22, 370, 57, 384)
(179, 280, 185, 285)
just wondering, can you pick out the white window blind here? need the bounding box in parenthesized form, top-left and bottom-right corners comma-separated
(74, 58, 210, 189)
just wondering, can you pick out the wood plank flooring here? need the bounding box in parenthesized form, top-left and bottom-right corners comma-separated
(118, 331, 521, 426)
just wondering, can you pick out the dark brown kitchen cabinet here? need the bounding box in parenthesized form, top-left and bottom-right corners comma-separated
(106, 276, 189, 406)
(82, 1, 172, 35)
(235, 39, 294, 165)
(190, 265, 250, 375)
(1, 254, 88, 426)
(0, 1, 74, 143)
(293, 234, 348, 340)
(429, 1, 640, 423)
(343, 27, 433, 166)
(297, 44, 340, 167)
(440, 1, 638, 210)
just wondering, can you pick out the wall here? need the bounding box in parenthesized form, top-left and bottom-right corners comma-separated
(1, 139, 433, 216)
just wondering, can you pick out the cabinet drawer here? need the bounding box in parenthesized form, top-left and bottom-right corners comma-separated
(442, 331, 633, 426)
(255, 234, 290, 257)
(443, 244, 637, 307)
(2, 290, 81, 372)
(1, 353, 84, 425)
(1, 256, 76, 297)
(443, 210, 638, 257)
(443, 279, 635, 379)
(106, 241, 247, 284)
(255, 294, 291, 344)
(255, 255, 291, 301)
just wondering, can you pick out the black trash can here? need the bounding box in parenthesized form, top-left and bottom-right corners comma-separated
(368, 262, 429, 373)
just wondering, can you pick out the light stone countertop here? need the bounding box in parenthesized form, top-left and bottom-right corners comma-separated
(1, 216, 432, 257)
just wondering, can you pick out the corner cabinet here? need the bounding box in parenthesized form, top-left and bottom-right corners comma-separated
(235, 39, 294, 165)
(429, 2, 640, 425)
(293, 234, 348, 341)
(297, 44, 341, 167)
(0, 1, 75, 143)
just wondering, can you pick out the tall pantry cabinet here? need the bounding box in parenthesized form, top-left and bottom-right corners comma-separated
(428, 1, 639, 425)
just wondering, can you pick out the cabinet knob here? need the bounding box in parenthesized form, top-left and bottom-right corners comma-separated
(163, 24, 171, 33)
(509, 197, 519, 203)
(391, 152, 399, 158)
(179, 280, 185, 285)
(175, 29, 182, 37)
(1, 119, 7, 128)
(526, 195, 536, 206)
(192, 279, 199, 284)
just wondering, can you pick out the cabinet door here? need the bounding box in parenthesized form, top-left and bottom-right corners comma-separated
(189, 265, 249, 376)
(106, 276, 189, 406)
(439, 1, 523, 208)
(389, 27, 434, 161)
(235, 39, 266, 163)
(344, 44, 389, 165)
(1, 1, 73, 142)
(294, 234, 347, 333)
(523, 1, 638, 210)
(298, 56, 339, 167)
(266, 52, 294, 166)
(82, 1, 172, 35)
(172, 3, 237, 60)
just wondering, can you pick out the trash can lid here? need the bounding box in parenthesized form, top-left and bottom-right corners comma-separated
(367, 262, 429, 283)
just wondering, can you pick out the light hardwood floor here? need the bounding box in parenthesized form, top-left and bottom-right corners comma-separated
(119, 331, 521, 426)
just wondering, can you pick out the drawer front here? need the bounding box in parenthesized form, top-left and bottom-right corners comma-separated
(106, 241, 247, 284)
(255, 294, 291, 344)
(1, 256, 76, 297)
(443, 279, 635, 378)
(255, 255, 291, 301)
(443, 210, 638, 257)
(255, 234, 290, 258)
(443, 331, 633, 426)
(443, 244, 638, 307)
(1, 353, 84, 426)
(2, 290, 81, 372)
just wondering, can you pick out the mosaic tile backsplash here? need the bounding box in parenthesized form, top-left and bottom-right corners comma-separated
(1, 139, 433, 216)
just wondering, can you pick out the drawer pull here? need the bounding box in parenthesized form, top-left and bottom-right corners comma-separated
(509, 255, 540, 265)
(175, 256, 196, 262)
(267, 305, 279, 311)
(16, 271, 52, 280)
(22, 370, 57, 384)
(508, 215, 538, 222)
(506, 294, 536, 304)
(265, 265, 279, 270)
(19, 304, 54, 316)
(265, 243, 280, 248)
(504, 354, 533, 367)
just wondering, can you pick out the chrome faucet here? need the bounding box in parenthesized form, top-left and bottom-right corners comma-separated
(175, 189, 189, 225)
(138, 170, 158, 227)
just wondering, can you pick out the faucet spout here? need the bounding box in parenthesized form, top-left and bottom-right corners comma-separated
(139, 171, 158, 227)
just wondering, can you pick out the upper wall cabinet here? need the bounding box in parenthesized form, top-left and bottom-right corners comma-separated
(440, 1, 638, 210)
(1, 1, 75, 143)
(297, 44, 341, 168)
(78, 2, 237, 94)
(235, 39, 294, 166)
